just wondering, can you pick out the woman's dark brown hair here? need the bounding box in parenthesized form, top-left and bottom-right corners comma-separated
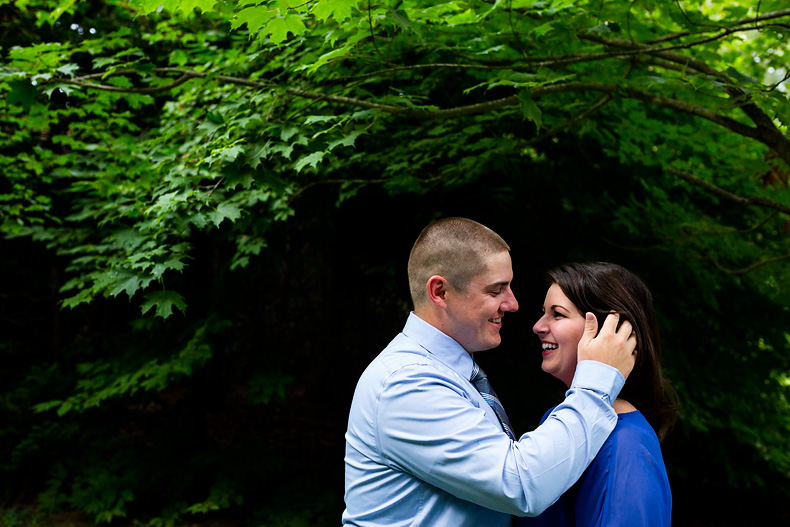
(547, 262, 678, 442)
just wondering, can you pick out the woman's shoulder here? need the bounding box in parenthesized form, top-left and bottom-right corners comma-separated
(573, 409, 671, 527)
(613, 408, 657, 435)
(612, 399, 637, 414)
(608, 410, 665, 463)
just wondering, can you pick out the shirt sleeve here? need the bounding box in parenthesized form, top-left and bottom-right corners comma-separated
(375, 360, 624, 517)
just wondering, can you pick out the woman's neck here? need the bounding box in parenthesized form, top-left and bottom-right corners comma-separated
(613, 398, 637, 414)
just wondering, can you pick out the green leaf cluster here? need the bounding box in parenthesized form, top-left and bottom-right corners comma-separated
(2, 0, 790, 523)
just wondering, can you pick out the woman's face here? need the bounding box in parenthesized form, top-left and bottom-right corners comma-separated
(533, 283, 587, 387)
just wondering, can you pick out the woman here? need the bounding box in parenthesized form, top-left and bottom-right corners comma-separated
(518, 262, 677, 527)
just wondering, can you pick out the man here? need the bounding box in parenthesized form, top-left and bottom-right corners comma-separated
(343, 217, 636, 526)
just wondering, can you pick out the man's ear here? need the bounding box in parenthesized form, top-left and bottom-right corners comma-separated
(426, 275, 449, 309)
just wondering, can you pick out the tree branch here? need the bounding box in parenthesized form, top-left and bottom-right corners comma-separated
(52, 71, 730, 131)
(521, 94, 613, 147)
(582, 33, 790, 163)
(649, 8, 790, 44)
(733, 8, 790, 26)
(285, 80, 768, 136)
(669, 167, 790, 215)
(51, 68, 790, 165)
(707, 253, 790, 275)
(584, 34, 777, 124)
(288, 178, 387, 204)
(57, 74, 193, 94)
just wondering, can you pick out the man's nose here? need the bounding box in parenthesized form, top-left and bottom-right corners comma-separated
(504, 289, 518, 312)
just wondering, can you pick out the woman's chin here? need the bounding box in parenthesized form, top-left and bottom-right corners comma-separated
(541, 363, 561, 380)
(542, 363, 573, 387)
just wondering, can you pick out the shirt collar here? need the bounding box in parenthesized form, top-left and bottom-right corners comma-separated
(402, 312, 476, 379)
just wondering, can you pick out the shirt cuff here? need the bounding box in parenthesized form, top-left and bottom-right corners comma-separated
(570, 360, 625, 403)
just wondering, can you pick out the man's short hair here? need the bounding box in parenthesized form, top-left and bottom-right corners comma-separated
(407, 217, 510, 308)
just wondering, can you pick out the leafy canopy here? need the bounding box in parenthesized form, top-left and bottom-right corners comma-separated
(3, 0, 789, 314)
(2, 0, 790, 522)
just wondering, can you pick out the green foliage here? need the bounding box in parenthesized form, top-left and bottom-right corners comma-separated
(2, 0, 790, 523)
(33, 318, 219, 416)
(0, 507, 42, 527)
(5, 0, 788, 316)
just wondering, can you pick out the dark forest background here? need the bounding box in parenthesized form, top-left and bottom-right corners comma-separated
(4, 145, 790, 525)
(3, 0, 790, 525)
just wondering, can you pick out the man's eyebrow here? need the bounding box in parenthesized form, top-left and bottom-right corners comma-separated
(486, 280, 510, 289)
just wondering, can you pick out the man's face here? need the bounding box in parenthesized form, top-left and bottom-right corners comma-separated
(444, 251, 519, 353)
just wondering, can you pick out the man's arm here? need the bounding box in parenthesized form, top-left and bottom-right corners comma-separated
(376, 360, 623, 517)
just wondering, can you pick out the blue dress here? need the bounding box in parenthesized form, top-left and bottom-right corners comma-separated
(516, 409, 671, 527)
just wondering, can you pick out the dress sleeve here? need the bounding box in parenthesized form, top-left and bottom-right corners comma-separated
(376, 361, 623, 516)
(574, 415, 672, 527)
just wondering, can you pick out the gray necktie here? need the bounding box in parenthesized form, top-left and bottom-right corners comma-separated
(471, 362, 515, 440)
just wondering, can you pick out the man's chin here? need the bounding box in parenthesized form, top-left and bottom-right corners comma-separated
(479, 338, 502, 351)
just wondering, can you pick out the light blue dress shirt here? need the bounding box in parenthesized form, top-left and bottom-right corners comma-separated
(343, 313, 625, 527)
